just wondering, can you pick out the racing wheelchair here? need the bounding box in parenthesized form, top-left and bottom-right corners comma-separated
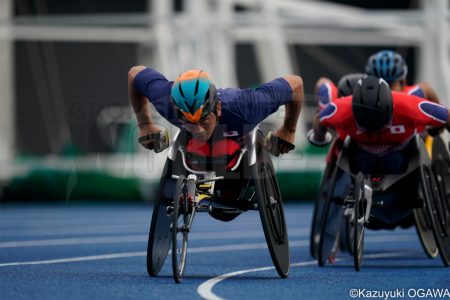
(145, 127, 290, 283)
(315, 132, 450, 271)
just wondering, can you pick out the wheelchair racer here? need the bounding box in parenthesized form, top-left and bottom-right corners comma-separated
(128, 67, 302, 153)
(365, 50, 441, 103)
(314, 50, 441, 111)
(311, 76, 450, 228)
(128, 67, 302, 219)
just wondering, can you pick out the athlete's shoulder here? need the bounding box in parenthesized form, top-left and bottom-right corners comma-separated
(316, 80, 338, 108)
(403, 84, 425, 98)
(393, 91, 448, 124)
(319, 96, 352, 122)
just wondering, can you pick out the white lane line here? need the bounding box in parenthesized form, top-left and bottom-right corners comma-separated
(0, 252, 147, 267)
(0, 229, 415, 249)
(0, 241, 290, 267)
(0, 233, 417, 267)
(0, 228, 311, 248)
(0, 235, 147, 248)
(197, 250, 418, 300)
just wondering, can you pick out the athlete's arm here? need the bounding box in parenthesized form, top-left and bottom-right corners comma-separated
(417, 82, 441, 104)
(314, 77, 336, 109)
(311, 112, 330, 143)
(272, 75, 303, 153)
(128, 66, 166, 149)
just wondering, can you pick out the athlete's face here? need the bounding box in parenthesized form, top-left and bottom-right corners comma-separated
(179, 102, 222, 141)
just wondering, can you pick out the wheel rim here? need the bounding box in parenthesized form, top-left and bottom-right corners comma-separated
(353, 173, 365, 271)
(421, 166, 450, 266)
(262, 163, 285, 242)
(254, 137, 290, 278)
(432, 161, 450, 236)
(172, 180, 190, 283)
(148, 201, 173, 275)
(317, 168, 342, 266)
(311, 163, 335, 259)
(413, 207, 439, 258)
(173, 208, 188, 279)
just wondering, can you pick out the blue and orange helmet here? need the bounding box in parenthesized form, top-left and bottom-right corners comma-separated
(365, 50, 408, 84)
(171, 69, 218, 123)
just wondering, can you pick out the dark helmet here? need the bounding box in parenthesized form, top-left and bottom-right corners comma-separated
(337, 73, 368, 97)
(352, 76, 393, 132)
(171, 69, 218, 123)
(365, 50, 408, 84)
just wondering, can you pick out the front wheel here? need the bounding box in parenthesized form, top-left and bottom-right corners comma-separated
(353, 172, 366, 271)
(172, 177, 191, 283)
(420, 165, 450, 267)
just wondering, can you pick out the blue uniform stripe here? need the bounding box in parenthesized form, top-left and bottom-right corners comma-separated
(319, 103, 337, 121)
(419, 101, 448, 123)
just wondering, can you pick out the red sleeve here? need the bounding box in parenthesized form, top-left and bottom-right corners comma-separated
(394, 92, 448, 127)
(319, 96, 352, 129)
(316, 81, 338, 109)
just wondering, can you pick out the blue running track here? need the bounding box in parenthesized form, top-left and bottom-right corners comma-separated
(0, 203, 448, 300)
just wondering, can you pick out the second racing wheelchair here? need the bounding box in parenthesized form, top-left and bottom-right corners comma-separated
(314, 132, 450, 270)
(145, 126, 291, 283)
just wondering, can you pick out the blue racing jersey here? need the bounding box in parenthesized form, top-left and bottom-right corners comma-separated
(134, 68, 293, 137)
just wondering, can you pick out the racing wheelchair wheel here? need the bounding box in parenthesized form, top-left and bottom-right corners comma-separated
(340, 209, 355, 256)
(310, 162, 335, 259)
(413, 207, 439, 259)
(147, 159, 177, 277)
(317, 168, 343, 267)
(421, 137, 450, 266)
(353, 172, 367, 271)
(252, 133, 290, 278)
(172, 176, 194, 283)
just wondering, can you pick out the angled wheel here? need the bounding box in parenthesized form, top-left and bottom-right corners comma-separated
(172, 176, 195, 283)
(431, 135, 450, 264)
(253, 134, 290, 278)
(413, 207, 439, 258)
(317, 168, 344, 267)
(421, 162, 450, 266)
(310, 162, 335, 259)
(340, 210, 355, 256)
(353, 172, 366, 271)
(147, 159, 176, 277)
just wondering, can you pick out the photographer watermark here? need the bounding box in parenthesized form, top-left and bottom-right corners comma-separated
(349, 288, 450, 299)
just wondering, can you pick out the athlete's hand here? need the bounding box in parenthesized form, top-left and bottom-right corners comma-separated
(267, 127, 296, 156)
(138, 124, 169, 152)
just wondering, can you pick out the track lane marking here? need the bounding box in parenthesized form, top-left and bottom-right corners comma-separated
(0, 229, 415, 248)
(0, 234, 417, 267)
(0, 228, 311, 248)
(197, 250, 419, 300)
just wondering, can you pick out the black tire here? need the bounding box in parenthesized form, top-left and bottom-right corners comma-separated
(310, 162, 335, 259)
(147, 160, 176, 277)
(413, 207, 439, 258)
(340, 212, 355, 256)
(171, 176, 190, 283)
(420, 164, 450, 267)
(317, 168, 343, 267)
(252, 135, 290, 278)
(353, 172, 366, 271)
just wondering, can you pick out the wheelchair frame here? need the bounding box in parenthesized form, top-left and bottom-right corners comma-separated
(146, 126, 290, 283)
